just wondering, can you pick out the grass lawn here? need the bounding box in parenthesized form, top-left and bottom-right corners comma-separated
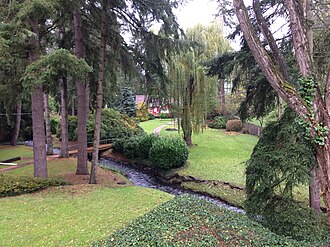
(0, 145, 33, 161)
(180, 129, 258, 185)
(94, 195, 307, 246)
(0, 186, 173, 246)
(138, 118, 172, 134)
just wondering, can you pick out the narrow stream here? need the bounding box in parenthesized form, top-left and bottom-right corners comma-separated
(100, 158, 244, 214)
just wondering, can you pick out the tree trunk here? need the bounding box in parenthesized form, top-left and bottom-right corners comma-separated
(309, 164, 321, 214)
(181, 77, 194, 146)
(44, 93, 53, 155)
(90, 0, 107, 184)
(60, 76, 69, 158)
(10, 98, 22, 146)
(73, 9, 88, 175)
(71, 97, 75, 116)
(28, 17, 47, 178)
(219, 79, 227, 115)
(234, 0, 330, 223)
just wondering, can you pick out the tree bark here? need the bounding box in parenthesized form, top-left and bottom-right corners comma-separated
(181, 77, 194, 146)
(309, 164, 321, 214)
(60, 76, 69, 158)
(28, 17, 47, 178)
(73, 9, 88, 175)
(219, 79, 227, 115)
(10, 98, 22, 146)
(44, 93, 53, 155)
(90, 0, 107, 184)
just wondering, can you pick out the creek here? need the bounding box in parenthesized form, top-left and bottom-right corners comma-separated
(100, 158, 244, 214)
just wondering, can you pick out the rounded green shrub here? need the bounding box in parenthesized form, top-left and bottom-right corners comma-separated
(122, 136, 141, 159)
(208, 116, 228, 129)
(50, 116, 60, 134)
(137, 134, 158, 159)
(226, 119, 242, 132)
(149, 137, 189, 170)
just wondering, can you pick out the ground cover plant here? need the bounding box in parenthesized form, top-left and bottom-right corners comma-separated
(0, 186, 173, 246)
(93, 195, 307, 246)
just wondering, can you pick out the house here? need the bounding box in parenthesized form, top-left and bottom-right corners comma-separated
(135, 95, 172, 117)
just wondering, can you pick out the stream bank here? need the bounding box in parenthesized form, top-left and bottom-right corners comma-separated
(100, 152, 245, 213)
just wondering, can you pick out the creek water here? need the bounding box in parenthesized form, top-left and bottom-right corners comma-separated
(100, 158, 244, 214)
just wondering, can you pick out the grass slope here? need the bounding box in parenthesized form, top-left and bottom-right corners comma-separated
(0, 186, 173, 246)
(94, 195, 306, 246)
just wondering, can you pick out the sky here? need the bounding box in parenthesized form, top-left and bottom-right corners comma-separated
(174, 0, 241, 50)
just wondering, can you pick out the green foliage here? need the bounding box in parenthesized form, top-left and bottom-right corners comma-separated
(261, 197, 329, 244)
(22, 49, 92, 92)
(50, 116, 59, 134)
(226, 119, 243, 132)
(0, 174, 67, 197)
(120, 86, 136, 117)
(245, 109, 320, 241)
(159, 113, 170, 118)
(148, 113, 155, 120)
(208, 116, 228, 129)
(297, 76, 329, 146)
(57, 109, 143, 142)
(93, 195, 306, 246)
(135, 103, 149, 122)
(149, 137, 188, 169)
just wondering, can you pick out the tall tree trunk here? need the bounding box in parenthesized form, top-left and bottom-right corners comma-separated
(28, 17, 47, 178)
(44, 93, 53, 155)
(73, 9, 88, 175)
(10, 97, 22, 146)
(219, 79, 227, 115)
(181, 77, 195, 146)
(309, 164, 321, 214)
(60, 75, 69, 158)
(90, 0, 107, 184)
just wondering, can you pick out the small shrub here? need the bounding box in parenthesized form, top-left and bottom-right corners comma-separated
(226, 119, 242, 132)
(135, 103, 149, 122)
(159, 113, 170, 119)
(148, 113, 155, 120)
(0, 174, 67, 197)
(122, 136, 141, 159)
(149, 137, 188, 170)
(112, 138, 128, 154)
(208, 116, 228, 129)
(50, 116, 60, 134)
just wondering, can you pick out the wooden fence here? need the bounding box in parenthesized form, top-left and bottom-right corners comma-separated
(243, 122, 263, 137)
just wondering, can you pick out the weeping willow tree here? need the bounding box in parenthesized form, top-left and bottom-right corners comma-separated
(168, 21, 231, 145)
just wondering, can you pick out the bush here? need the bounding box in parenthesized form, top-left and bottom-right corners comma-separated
(208, 116, 228, 129)
(226, 119, 242, 132)
(149, 137, 188, 169)
(159, 113, 170, 119)
(148, 113, 155, 120)
(57, 109, 144, 142)
(136, 134, 158, 160)
(135, 103, 149, 122)
(50, 116, 60, 134)
(261, 197, 329, 243)
(0, 174, 67, 197)
(122, 136, 141, 159)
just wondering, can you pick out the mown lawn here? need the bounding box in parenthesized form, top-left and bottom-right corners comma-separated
(138, 118, 172, 134)
(180, 129, 258, 185)
(0, 186, 173, 246)
(0, 145, 33, 161)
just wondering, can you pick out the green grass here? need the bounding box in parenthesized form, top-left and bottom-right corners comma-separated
(182, 181, 246, 208)
(0, 145, 33, 161)
(0, 186, 173, 246)
(94, 195, 307, 246)
(138, 118, 172, 134)
(4, 158, 79, 178)
(180, 129, 258, 185)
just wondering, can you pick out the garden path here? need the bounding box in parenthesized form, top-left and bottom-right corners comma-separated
(152, 121, 174, 136)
